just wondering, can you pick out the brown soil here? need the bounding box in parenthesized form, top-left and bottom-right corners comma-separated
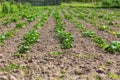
(0, 13, 44, 69)
(0, 14, 14, 25)
(0, 23, 14, 34)
(0, 18, 27, 34)
(0, 8, 120, 80)
(77, 19, 120, 43)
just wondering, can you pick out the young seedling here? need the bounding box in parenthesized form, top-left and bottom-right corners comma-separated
(83, 30, 96, 38)
(100, 65, 106, 70)
(107, 59, 113, 65)
(17, 29, 40, 54)
(0, 63, 20, 72)
(116, 32, 120, 37)
(109, 73, 120, 79)
(105, 41, 120, 53)
(16, 22, 26, 28)
(99, 25, 110, 31)
(50, 51, 64, 56)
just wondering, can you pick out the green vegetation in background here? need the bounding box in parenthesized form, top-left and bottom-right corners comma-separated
(0, 5, 2, 13)
(2, 0, 18, 13)
(61, 0, 120, 8)
(1, 0, 31, 14)
(1, 0, 120, 8)
(102, 0, 120, 8)
(61, 2, 99, 7)
(62, 0, 102, 3)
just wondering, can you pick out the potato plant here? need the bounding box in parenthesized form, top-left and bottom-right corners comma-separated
(99, 25, 110, 31)
(16, 8, 52, 54)
(0, 30, 16, 46)
(116, 32, 120, 37)
(26, 8, 47, 22)
(17, 29, 40, 53)
(27, 14, 38, 22)
(34, 8, 52, 28)
(16, 22, 26, 28)
(2, 9, 30, 26)
(62, 7, 120, 54)
(0, 8, 49, 48)
(2, 7, 45, 26)
(105, 41, 120, 53)
(69, 7, 120, 36)
(54, 9, 74, 49)
(83, 31, 96, 38)
(2, 14, 19, 26)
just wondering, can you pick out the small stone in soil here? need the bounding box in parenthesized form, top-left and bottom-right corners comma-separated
(0, 54, 3, 58)
(96, 68, 105, 73)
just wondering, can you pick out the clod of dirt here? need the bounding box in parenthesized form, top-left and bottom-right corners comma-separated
(0, 76, 8, 80)
(96, 68, 105, 73)
(0, 54, 3, 58)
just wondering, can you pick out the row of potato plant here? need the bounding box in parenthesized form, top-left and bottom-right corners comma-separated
(0, 1, 32, 20)
(67, 7, 120, 38)
(61, 8, 120, 54)
(72, 7, 120, 24)
(2, 7, 42, 26)
(34, 8, 52, 28)
(16, 8, 53, 54)
(54, 8, 74, 49)
(79, 8, 120, 37)
(2, 13, 20, 26)
(16, 7, 47, 29)
(72, 7, 120, 27)
(26, 7, 46, 22)
(70, 7, 119, 28)
(2, 7, 33, 26)
(0, 29, 16, 46)
(0, 7, 47, 46)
